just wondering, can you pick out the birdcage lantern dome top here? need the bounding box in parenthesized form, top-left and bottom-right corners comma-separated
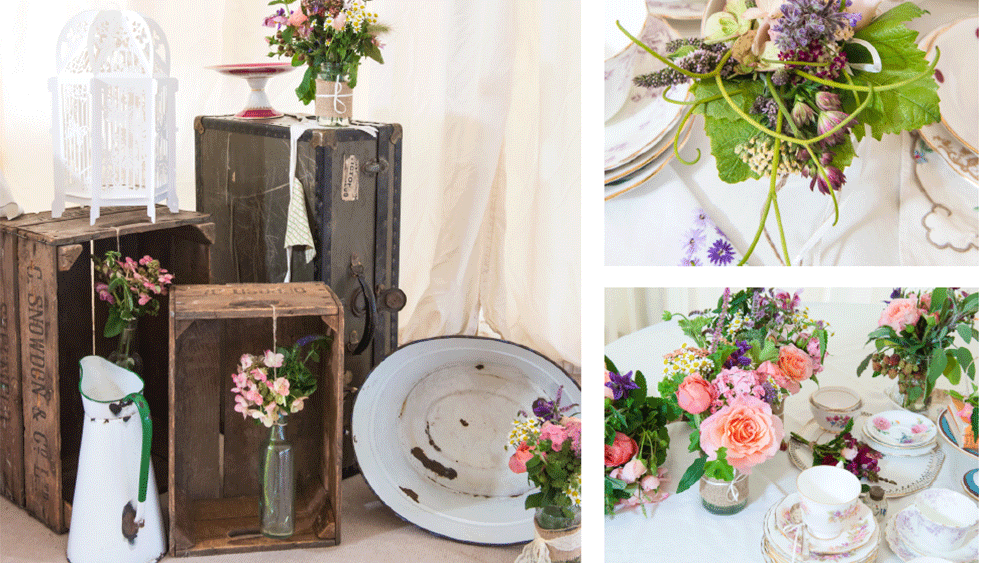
(55, 10, 171, 78)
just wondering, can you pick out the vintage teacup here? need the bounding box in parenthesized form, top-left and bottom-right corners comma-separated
(909, 488, 978, 554)
(604, 1, 646, 121)
(797, 465, 862, 539)
(809, 386, 863, 432)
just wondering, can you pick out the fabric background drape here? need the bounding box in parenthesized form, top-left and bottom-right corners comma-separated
(0, 0, 581, 370)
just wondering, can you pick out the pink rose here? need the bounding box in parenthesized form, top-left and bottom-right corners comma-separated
(540, 421, 569, 452)
(640, 474, 660, 491)
(806, 337, 824, 374)
(605, 432, 638, 467)
(508, 441, 534, 473)
(778, 345, 813, 385)
(677, 375, 713, 414)
(610, 458, 646, 484)
(699, 395, 783, 474)
(918, 293, 932, 311)
(758, 359, 799, 394)
(288, 10, 308, 26)
(878, 298, 921, 333)
(604, 371, 614, 399)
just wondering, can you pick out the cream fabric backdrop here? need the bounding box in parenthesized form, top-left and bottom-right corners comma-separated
(0, 0, 581, 369)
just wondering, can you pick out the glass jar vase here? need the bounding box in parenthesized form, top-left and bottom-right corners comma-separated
(533, 505, 581, 563)
(699, 470, 750, 515)
(315, 62, 352, 127)
(107, 319, 142, 375)
(259, 412, 294, 538)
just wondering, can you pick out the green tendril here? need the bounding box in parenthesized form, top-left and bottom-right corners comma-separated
(739, 190, 773, 266)
(673, 103, 703, 165)
(770, 112, 790, 266)
(760, 58, 827, 67)
(617, 21, 733, 79)
(660, 90, 703, 105)
(842, 69, 861, 108)
(764, 75, 800, 138)
(793, 46, 941, 92)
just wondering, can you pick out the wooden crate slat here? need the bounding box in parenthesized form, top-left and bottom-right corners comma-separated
(9, 208, 211, 246)
(0, 229, 24, 505)
(172, 283, 340, 320)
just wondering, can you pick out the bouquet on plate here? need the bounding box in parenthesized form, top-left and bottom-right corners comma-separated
(660, 288, 830, 491)
(621, 1, 940, 265)
(507, 388, 582, 516)
(791, 418, 889, 490)
(604, 359, 677, 514)
(858, 288, 978, 411)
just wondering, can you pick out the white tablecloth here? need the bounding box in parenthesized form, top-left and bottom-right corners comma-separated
(604, 0, 978, 266)
(603, 301, 979, 562)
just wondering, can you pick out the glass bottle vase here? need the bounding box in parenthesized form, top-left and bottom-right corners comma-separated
(315, 62, 352, 127)
(260, 412, 295, 538)
(699, 470, 750, 515)
(533, 505, 581, 563)
(107, 319, 142, 375)
(892, 357, 931, 412)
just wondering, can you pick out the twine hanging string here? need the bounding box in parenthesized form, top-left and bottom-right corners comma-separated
(781, 519, 807, 563)
(514, 525, 582, 563)
(270, 303, 278, 355)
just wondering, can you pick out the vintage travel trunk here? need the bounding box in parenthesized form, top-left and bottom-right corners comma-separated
(194, 116, 404, 472)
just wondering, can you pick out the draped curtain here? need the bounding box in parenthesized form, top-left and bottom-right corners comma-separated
(0, 0, 581, 370)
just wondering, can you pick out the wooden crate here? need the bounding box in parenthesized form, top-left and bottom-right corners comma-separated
(169, 282, 343, 556)
(0, 206, 213, 532)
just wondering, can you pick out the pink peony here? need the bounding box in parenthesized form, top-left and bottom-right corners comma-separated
(677, 375, 713, 414)
(699, 395, 783, 474)
(540, 421, 569, 452)
(508, 441, 534, 473)
(878, 298, 921, 333)
(605, 432, 638, 467)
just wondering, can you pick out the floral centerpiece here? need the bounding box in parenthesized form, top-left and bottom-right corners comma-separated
(264, 0, 388, 122)
(508, 388, 582, 563)
(857, 288, 978, 411)
(659, 288, 829, 512)
(621, 1, 940, 265)
(604, 359, 676, 515)
(791, 418, 891, 491)
(92, 250, 174, 374)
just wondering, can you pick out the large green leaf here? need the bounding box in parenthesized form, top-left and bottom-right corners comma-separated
(677, 456, 707, 493)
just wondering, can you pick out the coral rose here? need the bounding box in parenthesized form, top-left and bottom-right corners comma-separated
(677, 375, 713, 414)
(777, 345, 813, 389)
(757, 359, 800, 394)
(508, 441, 534, 473)
(878, 298, 921, 333)
(605, 432, 638, 467)
(699, 395, 783, 474)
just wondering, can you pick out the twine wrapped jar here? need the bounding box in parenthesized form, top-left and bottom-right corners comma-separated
(315, 62, 353, 127)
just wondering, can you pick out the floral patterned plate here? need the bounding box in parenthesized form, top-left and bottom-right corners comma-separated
(860, 423, 935, 457)
(604, 16, 690, 171)
(789, 420, 945, 499)
(605, 119, 695, 200)
(864, 410, 937, 448)
(932, 17, 978, 154)
(647, 0, 707, 20)
(893, 506, 979, 563)
(763, 500, 879, 563)
(775, 494, 876, 556)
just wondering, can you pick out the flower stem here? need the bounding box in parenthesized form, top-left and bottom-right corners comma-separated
(842, 68, 861, 109)
(760, 58, 827, 67)
(764, 75, 800, 138)
(770, 112, 791, 266)
(793, 46, 940, 92)
(738, 190, 774, 266)
(617, 21, 733, 79)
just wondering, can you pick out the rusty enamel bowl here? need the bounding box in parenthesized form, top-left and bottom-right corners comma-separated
(352, 336, 579, 544)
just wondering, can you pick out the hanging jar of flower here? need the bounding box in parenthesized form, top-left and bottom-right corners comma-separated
(93, 251, 174, 376)
(264, 0, 389, 127)
(230, 336, 329, 538)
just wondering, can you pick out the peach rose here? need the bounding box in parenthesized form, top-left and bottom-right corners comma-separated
(777, 345, 813, 387)
(677, 375, 713, 414)
(757, 359, 799, 394)
(878, 297, 921, 332)
(700, 395, 783, 474)
(605, 432, 638, 467)
(508, 441, 534, 473)
(288, 10, 308, 26)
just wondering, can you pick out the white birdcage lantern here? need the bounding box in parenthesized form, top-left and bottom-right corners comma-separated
(50, 10, 178, 225)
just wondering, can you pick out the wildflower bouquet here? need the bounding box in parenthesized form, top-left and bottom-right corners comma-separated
(507, 388, 582, 516)
(621, 1, 940, 265)
(230, 336, 329, 427)
(791, 418, 891, 490)
(604, 359, 677, 514)
(264, 0, 389, 103)
(93, 250, 173, 338)
(858, 288, 978, 411)
(660, 288, 830, 491)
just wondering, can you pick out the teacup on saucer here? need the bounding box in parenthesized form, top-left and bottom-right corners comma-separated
(895, 504, 979, 561)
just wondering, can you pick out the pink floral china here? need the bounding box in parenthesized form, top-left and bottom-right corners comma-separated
(809, 386, 862, 433)
(604, 0, 646, 122)
(797, 466, 862, 540)
(860, 423, 935, 458)
(775, 494, 875, 556)
(865, 410, 936, 448)
(889, 506, 979, 563)
(763, 502, 880, 563)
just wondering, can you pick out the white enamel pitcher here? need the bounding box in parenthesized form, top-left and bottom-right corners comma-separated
(67, 357, 166, 563)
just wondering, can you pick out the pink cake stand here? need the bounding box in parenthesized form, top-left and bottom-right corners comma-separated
(207, 62, 294, 119)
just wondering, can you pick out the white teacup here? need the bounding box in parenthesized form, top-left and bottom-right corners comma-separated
(604, 1, 646, 121)
(910, 488, 978, 554)
(797, 465, 862, 540)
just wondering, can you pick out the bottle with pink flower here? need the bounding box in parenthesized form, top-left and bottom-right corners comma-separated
(229, 335, 329, 538)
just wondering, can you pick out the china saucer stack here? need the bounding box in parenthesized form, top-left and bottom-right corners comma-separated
(886, 489, 979, 563)
(760, 493, 879, 563)
(861, 410, 937, 457)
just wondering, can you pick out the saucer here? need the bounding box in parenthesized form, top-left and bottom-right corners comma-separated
(774, 494, 875, 555)
(861, 424, 935, 457)
(894, 506, 979, 562)
(933, 17, 978, 154)
(865, 410, 937, 448)
(764, 499, 879, 563)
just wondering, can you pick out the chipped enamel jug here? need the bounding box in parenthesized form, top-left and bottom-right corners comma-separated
(67, 357, 166, 563)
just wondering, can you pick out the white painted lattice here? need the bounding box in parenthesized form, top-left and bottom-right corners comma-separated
(50, 10, 178, 224)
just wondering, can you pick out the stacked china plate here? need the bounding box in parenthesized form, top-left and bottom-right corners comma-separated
(862, 410, 937, 457)
(605, 1, 693, 200)
(761, 493, 879, 563)
(886, 488, 979, 562)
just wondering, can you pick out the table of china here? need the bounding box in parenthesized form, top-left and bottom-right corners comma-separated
(604, 0, 978, 266)
(604, 302, 978, 563)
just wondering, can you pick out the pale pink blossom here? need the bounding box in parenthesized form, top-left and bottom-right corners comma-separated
(271, 377, 291, 397)
(264, 350, 284, 368)
(611, 458, 647, 484)
(240, 354, 254, 370)
(604, 371, 615, 399)
(290, 396, 306, 413)
(878, 298, 921, 332)
(251, 368, 268, 382)
(288, 11, 308, 26)
(332, 12, 347, 31)
(540, 421, 569, 452)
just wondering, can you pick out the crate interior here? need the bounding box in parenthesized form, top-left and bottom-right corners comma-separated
(57, 225, 211, 511)
(172, 314, 338, 555)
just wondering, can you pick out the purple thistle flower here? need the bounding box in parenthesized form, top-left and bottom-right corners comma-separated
(707, 239, 735, 266)
(605, 371, 639, 401)
(817, 109, 854, 148)
(809, 165, 846, 195)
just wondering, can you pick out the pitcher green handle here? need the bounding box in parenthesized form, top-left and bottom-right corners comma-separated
(123, 392, 152, 504)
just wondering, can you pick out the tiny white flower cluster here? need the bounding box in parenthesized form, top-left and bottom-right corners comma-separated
(663, 344, 713, 378)
(507, 418, 540, 449)
(726, 312, 749, 338)
(345, 0, 377, 32)
(566, 473, 582, 506)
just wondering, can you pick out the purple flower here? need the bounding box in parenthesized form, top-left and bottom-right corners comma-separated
(817, 109, 853, 148)
(694, 209, 711, 229)
(606, 371, 639, 401)
(684, 228, 706, 253)
(809, 165, 846, 195)
(532, 386, 577, 422)
(680, 257, 703, 267)
(815, 91, 842, 112)
(707, 239, 735, 266)
(791, 100, 816, 128)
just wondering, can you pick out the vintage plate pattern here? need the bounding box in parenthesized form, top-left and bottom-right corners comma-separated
(911, 134, 979, 253)
(937, 409, 978, 460)
(962, 468, 979, 500)
(763, 501, 880, 563)
(604, 16, 690, 171)
(894, 506, 979, 563)
(789, 420, 945, 498)
(605, 119, 695, 200)
(932, 17, 978, 154)
(865, 410, 937, 448)
(352, 336, 580, 545)
(647, 0, 707, 20)
(775, 494, 875, 556)
(860, 424, 935, 457)
(605, 94, 689, 184)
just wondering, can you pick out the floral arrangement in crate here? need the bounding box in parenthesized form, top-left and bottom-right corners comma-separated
(264, 0, 389, 103)
(93, 250, 173, 337)
(660, 288, 830, 490)
(857, 288, 978, 411)
(621, 1, 940, 265)
(230, 335, 330, 426)
(604, 359, 677, 515)
(507, 388, 582, 517)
